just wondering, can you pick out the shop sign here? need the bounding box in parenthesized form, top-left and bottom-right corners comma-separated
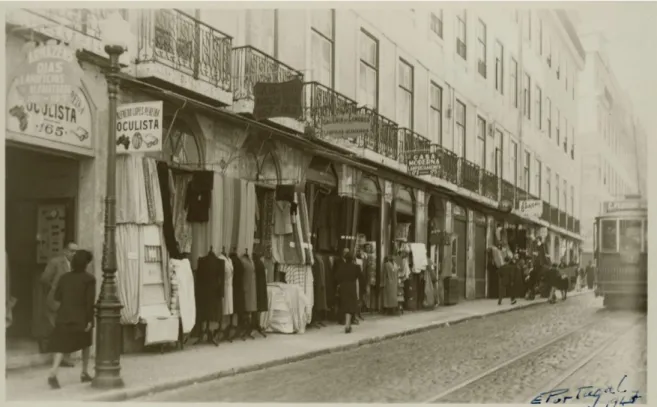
(116, 101, 163, 153)
(253, 78, 304, 121)
(13, 41, 84, 105)
(322, 114, 371, 139)
(407, 151, 439, 176)
(498, 199, 513, 213)
(603, 199, 647, 213)
(518, 199, 542, 218)
(6, 80, 92, 150)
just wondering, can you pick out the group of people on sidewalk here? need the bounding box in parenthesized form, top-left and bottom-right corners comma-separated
(488, 234, 596, 306)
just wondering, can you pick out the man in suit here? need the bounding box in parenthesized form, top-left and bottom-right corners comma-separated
(39, 242, 78, 366)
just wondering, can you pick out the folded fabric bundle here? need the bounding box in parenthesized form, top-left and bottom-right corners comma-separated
(143, 316, 179, 346)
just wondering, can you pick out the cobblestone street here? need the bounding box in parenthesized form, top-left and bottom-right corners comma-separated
(137, 294, 647, 403)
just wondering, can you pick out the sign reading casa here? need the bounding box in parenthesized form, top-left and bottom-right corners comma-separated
(116, 101, 163, 153)
(6, 80, 93, 151)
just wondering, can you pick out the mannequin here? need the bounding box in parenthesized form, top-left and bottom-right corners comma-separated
(194, 246, 224, 346)
(251, 249, 269, 337)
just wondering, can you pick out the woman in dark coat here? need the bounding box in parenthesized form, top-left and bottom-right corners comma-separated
(336, 252, 360, 333)
(47, 250, 95, 389)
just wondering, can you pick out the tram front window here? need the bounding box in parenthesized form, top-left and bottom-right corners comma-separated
(600, 219, 618, 252)
(619, 219, 642, 253)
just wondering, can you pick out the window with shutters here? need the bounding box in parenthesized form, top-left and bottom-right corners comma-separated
(359, 30, 379, 110)
(311, 9, 335, 88)
(430, 83, 443, 145)
(397, 59, 414, 129)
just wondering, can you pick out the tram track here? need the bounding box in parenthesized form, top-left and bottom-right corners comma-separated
(421, 310, 644, 404)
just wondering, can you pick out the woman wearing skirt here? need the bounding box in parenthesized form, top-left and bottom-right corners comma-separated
(47, 250, 96, 389)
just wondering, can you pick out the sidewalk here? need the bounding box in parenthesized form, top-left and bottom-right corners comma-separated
(6, 290, 594, 402)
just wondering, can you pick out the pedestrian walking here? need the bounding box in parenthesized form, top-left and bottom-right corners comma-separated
(576, 266, 585, 292)
(47, 250, 95, 389)
(586, 260, 595, 290)
(39, 242, 78, 365)
(336, 252, 361, 334)
(492, 242, 516, 306)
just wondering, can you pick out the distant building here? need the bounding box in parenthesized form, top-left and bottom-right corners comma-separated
(576, 32, 648, 261)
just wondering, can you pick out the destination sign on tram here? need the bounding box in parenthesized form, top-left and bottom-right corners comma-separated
(603, 199, 647, 213)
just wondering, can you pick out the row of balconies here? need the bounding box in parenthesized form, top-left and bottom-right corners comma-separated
(19, 9, 581, 234)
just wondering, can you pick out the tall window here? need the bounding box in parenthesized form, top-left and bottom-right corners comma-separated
(556, 108, 561, 145)
(564, 117, 569, 152)
(510, 139, 518, 185)
(538, 18, 543, 56)
(495, 41, 504, 94)
(359, 30, 378, 110)
(477, 116, 486, 168)
(523, 73, 531, 119)
(535, 158, 542, 198)
(487, 124, 495, 173)
(430, 83, 443, 144)
(511, 58, 518, 108)
(523, 10, 532, 43)
(546, 167, 552, 203)
(570, 185, 575, 214)
(495, 130, 503, 177)
(430, 11, 443, 38)
(397, 59, 414, 129)
(524, 151, 531, 192)
(456, 10, 467, 60)
(563, 179, 567, 212)
(565, 61, 569, 90)
(546, 97, 552, 138)
(535, 85, 542, 129)
(556, 173, 560, 209)
(455, 100, 466, 157)
(246, 10, 277, 56)
(311, 10, 334, 87)
(477, 19, 487, 77)
(546, 35, 552, 67)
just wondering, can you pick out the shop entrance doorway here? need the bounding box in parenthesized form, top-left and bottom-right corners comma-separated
(5, 146, 79, 358)
(453, 205, 467, 299)
(474, 213, 487, 299)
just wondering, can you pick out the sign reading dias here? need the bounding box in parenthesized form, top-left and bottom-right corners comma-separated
(253, 78, 304, 121)
(518, 199, 543, 218)
(407, 151, 439, 176)
(116, 101, 163, 153)
(13, 41, 84, 105)
(322, 114, 371, 139)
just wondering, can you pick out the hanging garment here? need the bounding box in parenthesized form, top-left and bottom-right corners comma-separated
(170, 259, 196, 334)
(311, 253, 327, 311)
(115, 225, 142, 325)
(252, 255, 269, 312)
(230, 253, 246, 314)
(116, 155, 150, 225)
(172, 172, 194, 253)
(190, 223, 210, 271)
(382, 260, 398, 308)
(409, 243, 428, 273)
(156, 161, 181, 259)
(423, 267, 437, 308)
(185, 171, 213, 223)
(275, 184, 296, 204)
(143, 157, 165, 224)
(143, 316, 179, 346)
(195, 252, 225, 322)
(298, 193, 313, 265)
(323, 255, 337, 311)
(206, 171, 224, 251)
(274, 201, 294, 235)
(222, 177, 242, 252)
(219, 254, 234, 315)
(395, 222, 411, 242)
(240, 255, 258, 313)
(263, 257, 276, 284)
(238, 181, 257, 255)
(261, 190, 275, 259)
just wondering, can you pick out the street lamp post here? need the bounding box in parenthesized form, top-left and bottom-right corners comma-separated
(93, 12, 132, 390)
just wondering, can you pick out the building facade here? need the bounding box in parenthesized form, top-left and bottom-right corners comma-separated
(576, 32, 648, 261)
(5, 6, 585, 364)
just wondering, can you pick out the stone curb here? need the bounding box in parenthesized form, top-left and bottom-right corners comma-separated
(80, 294, 577, 402)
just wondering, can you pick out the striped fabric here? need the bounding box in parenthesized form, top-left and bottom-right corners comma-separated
(222, 176, 242, 252)
(116, 155, 149, 225)
(144, 157, 164, 224)
(171, 173, 194, 253)
(279, 264, 314, 323)
(298, 193, 314, 266)
(116, 224, 142, 325)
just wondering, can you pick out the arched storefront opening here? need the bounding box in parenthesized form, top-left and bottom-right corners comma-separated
(160, 119, 204, 169)
(251, 146, 281, 258)
(305, 156, 339, 253)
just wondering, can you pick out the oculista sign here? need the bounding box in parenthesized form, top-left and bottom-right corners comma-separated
(115, 101, 164, 153)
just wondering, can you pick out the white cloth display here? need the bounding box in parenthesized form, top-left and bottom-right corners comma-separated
(409, 243, 428, 273)
(170, 258, 196, 334)
(143, 315, 179, 346)
(261, 283, 309, 334)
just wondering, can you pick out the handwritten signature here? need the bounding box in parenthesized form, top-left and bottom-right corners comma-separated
(532, 375, 642, 407)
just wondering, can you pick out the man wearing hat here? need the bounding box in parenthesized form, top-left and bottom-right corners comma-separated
(39, 242, 79, 366)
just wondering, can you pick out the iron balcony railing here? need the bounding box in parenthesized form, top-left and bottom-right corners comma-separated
(398, 128, 431, 165)
(232, 45, 303, 101)
(481, 170, 499, 201)
(430, 145, 459, 185)
(559, 210, 567, 229)
(567, 214, 574, 232)
(516, 187, 530, 203)
(575, 219, 580, 234)
(137, 9, 233, 92)
(26, 8, 127, 40)
(304, 83, 400, 160)
(501, 180, 516, 203)
(542, 202, 551, 222)
(459, 159, 481, 194)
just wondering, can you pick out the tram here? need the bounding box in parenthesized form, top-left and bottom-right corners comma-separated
(593, 195, 647, 309)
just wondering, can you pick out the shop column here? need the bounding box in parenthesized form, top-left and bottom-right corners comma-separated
(465, 209, 476, 299)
